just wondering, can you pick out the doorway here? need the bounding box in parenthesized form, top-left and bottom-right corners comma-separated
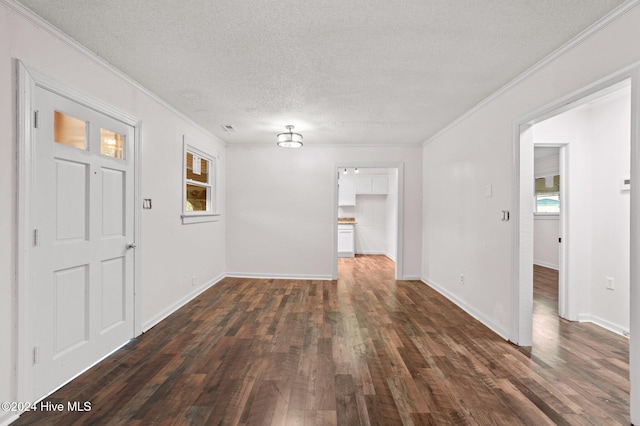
(513, 74, 634, 347)
(17, 62, 141, 403)
(332, 162, 404, 280)
(533, 146, 564, 319)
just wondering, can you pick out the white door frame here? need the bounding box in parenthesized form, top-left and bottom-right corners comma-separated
(332, 162, 404, 280)
(15, 60, 142, 403)
(532, 143, 569, 319)
(512, 68, 635, 345)
(511, 64, 639, 420)
(509, 62, 640, 424)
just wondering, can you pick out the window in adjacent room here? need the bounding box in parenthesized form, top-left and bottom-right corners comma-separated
(182, 136, 220, 224)
(534, 175, 560, 213)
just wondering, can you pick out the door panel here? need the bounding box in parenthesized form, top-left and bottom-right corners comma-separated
(101, 168, 125, 236)
(101, 257, 125, 331)
(33, 87, 135, 397)
(55, 159, 88, 241)
(53, 265, 88, 355)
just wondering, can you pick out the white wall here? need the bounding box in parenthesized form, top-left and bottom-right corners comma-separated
(421, 6, 640, 421)
(533, 217, 560, 269)
(590, 90, 631, 331)
(535, 88, 631, 332)
(0, 4, 226, 420)
(226, 146, 422, 279)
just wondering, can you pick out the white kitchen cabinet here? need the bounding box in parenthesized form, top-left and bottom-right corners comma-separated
(355, 175, 371, 194)
(371, 175, 388, 194)
(355, 175, 388, 195)
(338, 174, 356, 206)
(337, 224, 355, 257)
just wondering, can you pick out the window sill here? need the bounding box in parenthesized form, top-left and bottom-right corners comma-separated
(181, 213, 221, 224)
(534, 212, 559, 220)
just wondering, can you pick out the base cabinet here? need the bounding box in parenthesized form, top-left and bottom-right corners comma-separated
(337, 224, 355, 258)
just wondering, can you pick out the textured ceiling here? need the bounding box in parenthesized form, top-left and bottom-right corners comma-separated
(16, 0, 628, 146)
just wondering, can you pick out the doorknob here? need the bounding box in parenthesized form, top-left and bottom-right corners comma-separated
(126, 243, 137, 249)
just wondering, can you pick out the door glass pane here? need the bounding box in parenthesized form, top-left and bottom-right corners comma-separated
(54, 111, 86, 150)
(186, 184, 208, 211)
(186, 152, 209, 183)
(100, 128, 125, 159)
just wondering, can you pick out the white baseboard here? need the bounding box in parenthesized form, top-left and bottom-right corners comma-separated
(355, 250, 386, 255)
(533, 260, 559, 270)
(421, 276, 510, 340)
(225, 272, 333, 281)
(142, 273, 225, 332)
(578, 314, 629, 337)
(401, 275, 421, 281)
(0, 411, 19, 426)
(3, 337, 132, 425)
(354, 251, 397, 263)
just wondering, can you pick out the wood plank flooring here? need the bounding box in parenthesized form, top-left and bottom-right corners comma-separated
(13, 257, 629, 425)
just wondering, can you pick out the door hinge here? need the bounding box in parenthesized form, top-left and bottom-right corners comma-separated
(33, 346, 40, 365)
(34, 110, 39, 129)
(33, 229, 39, 247)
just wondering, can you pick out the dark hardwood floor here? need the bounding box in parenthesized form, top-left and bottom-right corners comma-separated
(13, 257, 629, 425)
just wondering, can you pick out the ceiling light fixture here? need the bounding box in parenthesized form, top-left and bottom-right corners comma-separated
(354, 168, 359, 174)
(277, 125, 303, 148)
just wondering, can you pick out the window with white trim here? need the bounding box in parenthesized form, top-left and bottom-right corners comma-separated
(534, 175, 560, 214)
(182, 136, 220, 224)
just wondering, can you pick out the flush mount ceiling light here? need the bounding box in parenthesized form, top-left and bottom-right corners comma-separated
(277, 125, 303, 148)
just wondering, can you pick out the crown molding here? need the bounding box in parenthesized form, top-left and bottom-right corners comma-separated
(1, 0, 225, 147)
(423, 0, 640, 146)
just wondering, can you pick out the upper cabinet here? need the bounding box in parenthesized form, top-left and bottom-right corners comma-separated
(355, 175, 388, 195)
(338, 174, 356, 206)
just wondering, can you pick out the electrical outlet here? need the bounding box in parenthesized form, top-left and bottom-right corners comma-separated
(606, 277, 615, 290)
(460, 274, 465, 285)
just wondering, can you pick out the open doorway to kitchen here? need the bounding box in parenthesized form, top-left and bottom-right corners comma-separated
(333, 162, 404, 280)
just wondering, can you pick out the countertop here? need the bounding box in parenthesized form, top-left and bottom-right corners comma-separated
(338, 217, 358, 225)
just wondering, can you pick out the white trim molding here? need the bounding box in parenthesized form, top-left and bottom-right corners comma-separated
(142, 274, 226, 332)
(0, 0, 224, 147)
(225, 273, 334, 281)
(421, 277, 510, 340)
(533, 261, 559, 271)
(578, 314, 630, 338)
(424, 1, 640, 146)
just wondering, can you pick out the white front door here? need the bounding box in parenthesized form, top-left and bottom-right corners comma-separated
(32, 87, 135, 397)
